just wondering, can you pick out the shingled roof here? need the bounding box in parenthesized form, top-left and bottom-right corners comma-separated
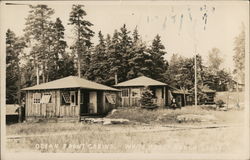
(22, 76, 119, 91)
(114, 76, 167, 87)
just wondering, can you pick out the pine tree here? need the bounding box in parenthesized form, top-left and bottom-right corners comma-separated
(57, 52, 77, 78)
(147, 34, 167, 81)
(118, 24, 133, 82)
(24, 5, 55, 84)
(86, 31, 108, 83)
(140, 87, 157, 109)
(6, 29, 26, 104)
(68, 4, 94, 78)
(127, 28, 152, 79)
(48, 18, 68, 81)
(106, 30, 123, 85)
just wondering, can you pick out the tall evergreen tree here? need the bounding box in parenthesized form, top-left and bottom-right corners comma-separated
(68, 4, 94, 78)
(106, 30, 123, 85)
(127, 28, 152, 79)
(6, 29, 26, 104)
(118, 24, 133, 82)
(24, 5, 55, 84)
(85, 31, 108, 83)
(147, 34, 167, 81)
(48, 18, 68, 81)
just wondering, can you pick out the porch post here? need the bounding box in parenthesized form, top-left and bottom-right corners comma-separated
(78, 88, 81, 122)
(102, 92, 106, 113)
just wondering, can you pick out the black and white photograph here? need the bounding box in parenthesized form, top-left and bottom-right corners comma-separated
(0, 1, 249, 160)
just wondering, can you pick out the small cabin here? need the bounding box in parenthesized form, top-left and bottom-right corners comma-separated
(170, 88, 192, 106)
(22, 76, 120, 122)
(114, 76, 169, 107)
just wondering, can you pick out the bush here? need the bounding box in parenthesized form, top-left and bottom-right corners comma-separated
(215, 99, 225, 108)
(140, 87, 158, 110)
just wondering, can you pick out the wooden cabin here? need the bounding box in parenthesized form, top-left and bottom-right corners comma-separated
(114, 76, 169, 107)
(22, 76, 120, 122)
(171, 89, 192, 106)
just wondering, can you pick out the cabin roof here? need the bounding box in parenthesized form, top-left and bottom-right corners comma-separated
(172, 89, 191, 95)
(201, 85, 216, 93)
(114, 76, 167, 87)
(22, 76, 119, 91)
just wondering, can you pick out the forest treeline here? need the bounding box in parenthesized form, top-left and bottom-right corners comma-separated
(6, 5, 245, 104)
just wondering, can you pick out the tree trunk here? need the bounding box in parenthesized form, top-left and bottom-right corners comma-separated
(42, 62, 45, 83)
(78, 58, 81, 78)
(36, 64, 39, 85)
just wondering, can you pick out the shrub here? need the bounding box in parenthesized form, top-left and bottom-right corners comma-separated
(140, 87, 158, 109)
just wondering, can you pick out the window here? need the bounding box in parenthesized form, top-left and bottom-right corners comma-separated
(61, 91, 70, 105)
(34, 99, 40, 104)
(40, 94, 52, 104)
(111, 94, 116, 104)
(106, 94, 116, 104)
(122, 89, 129, 97)
(33, 93, 41, 104)
(62, 92, 70, 104)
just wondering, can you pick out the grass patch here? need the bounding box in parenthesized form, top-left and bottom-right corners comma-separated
(6, 124, 245, 153)
(106, 106, 244, 124)
(107, 106, 211, 124)
(6, 105, 245, 153)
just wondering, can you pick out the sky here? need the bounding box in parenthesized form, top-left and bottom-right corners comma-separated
(1, 1, 249, 71)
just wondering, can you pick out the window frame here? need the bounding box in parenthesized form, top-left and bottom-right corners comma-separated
(61, 91, 70, 104)
(33, 93, 41, 104)
(40, 93, 52, 104)
(121, 89, 129, 97)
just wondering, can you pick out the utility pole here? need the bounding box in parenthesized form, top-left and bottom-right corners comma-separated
(194, 47, 198, 107)
(236, 77, 239, 108)
(18, 62, 22, 123)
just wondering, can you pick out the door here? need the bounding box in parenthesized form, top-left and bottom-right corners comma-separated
(81, 91, 89, 114)
(89, 91, 97, 113)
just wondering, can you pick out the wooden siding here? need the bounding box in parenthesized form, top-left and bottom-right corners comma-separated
(119, 86, 166, 107)
(25, 89, 119, 121)
(26, 90, 80, 120)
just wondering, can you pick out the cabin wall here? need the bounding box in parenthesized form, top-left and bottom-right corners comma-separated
(25, 89, 119, 121)
(119, 86, 166, 107)
(25, 89, 80, 121)
(120, 87, 142, 107)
